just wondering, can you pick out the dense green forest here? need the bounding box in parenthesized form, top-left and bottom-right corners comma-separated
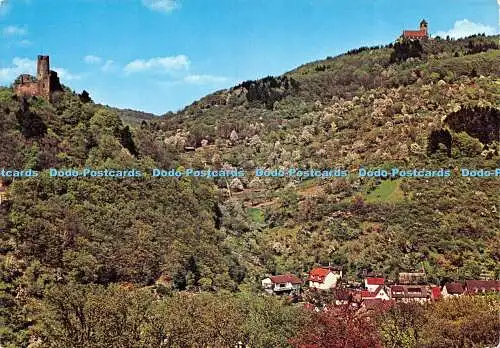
(0, 34, 499, 347)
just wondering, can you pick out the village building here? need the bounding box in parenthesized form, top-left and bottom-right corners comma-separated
(390, 285, 430, 303)
(261, 274, 302, 295)
(398, 271, 427, 285)
(307, 266, 342, 290)
(332, 288, 359, 306)
(364, 277, 385, 292)
(260, 268, 497, 307)
(307, 266, 343, 290)
(13, 55, 63, 102)
(464, 280, 500, 294)
(360, 285, 391, 301)
(441, 282, 465, 297)
(402, 20, 429, 40)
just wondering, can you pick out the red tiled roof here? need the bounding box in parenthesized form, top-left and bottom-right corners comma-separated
(366, 277, 385, 285)
(403, 30, 428, 39)
(361, 285, 386, 298)
(431, 287, 441, 299)
(361, 290, 376, 298)
(307, 267, 331, 283)
(310, 268, 330, 277)
(270, 274, 302, 285)
(444, 282, 464, 294)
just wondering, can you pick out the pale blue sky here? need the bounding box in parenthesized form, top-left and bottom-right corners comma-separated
(1, 0, 498, 114)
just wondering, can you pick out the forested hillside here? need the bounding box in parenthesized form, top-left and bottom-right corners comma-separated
(155, 34, 500, 283)
(0, 34, 499, 347)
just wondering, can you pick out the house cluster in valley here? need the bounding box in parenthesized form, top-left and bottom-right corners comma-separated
(261, 266, 500, 310)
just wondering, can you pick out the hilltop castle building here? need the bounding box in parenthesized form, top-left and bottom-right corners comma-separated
(14, 55, 62, 101)
(402, 20, 429, 40)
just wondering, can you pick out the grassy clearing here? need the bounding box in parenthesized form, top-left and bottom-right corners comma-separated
(247, 207, 265, 223)
(365, 179, 405, 203)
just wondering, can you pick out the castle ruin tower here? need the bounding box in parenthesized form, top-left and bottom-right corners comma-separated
(420, 19, 428, 37)
(36, 55, 51, 99)
(37, 55, 50, 81)
(13, 55, 64, 102)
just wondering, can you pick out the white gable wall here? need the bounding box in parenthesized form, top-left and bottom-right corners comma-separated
(309, 272, 341, 290)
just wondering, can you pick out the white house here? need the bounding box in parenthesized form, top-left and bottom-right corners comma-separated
(262, 274, 302, 295)
(361, 285, 391, 301)
(364, 277, 385, 292)
(308, 267, 342, 290)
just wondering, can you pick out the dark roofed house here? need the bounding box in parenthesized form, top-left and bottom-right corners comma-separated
(464, 280, 500, 294)
(332, 288, 360, 306)
(442, 282, 465, 297)
(262, 274, 302, 295)
(390, 285, 430, 303)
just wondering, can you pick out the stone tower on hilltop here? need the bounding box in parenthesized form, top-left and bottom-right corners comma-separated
(419, 20, 428, 37)
(37, 55, 50, 81)
(14, 55, 62, 101)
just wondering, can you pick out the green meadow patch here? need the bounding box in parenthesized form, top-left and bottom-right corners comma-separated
(247, 207, 265, 223)
(365, 179, 405, 203)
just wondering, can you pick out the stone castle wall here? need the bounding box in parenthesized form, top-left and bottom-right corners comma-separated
(14, 55, 61, 101)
